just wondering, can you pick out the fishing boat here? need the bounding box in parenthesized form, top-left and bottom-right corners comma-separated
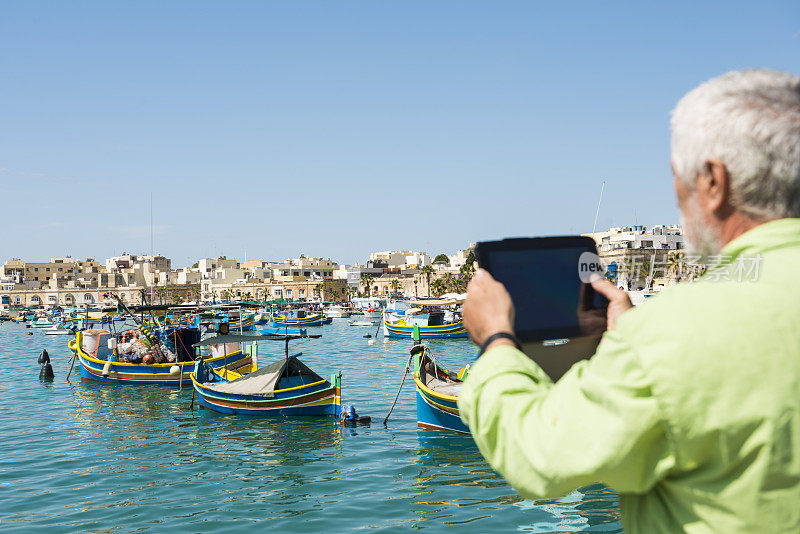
(31, 317, 55, 328)
(190, 334, 342, 417)
(352, 297, 386, 319)
(383, 298, 467, 339)
(227, 312, 259, 331)
(362, 309, 383, 320)
(68, 327, 252, 385)
(43, 323, 75, 335)
(324, 305, 351, 318)
(271, 309, 325, 327)
(383, 311, 468, 338)
(410, 340, 470, 433)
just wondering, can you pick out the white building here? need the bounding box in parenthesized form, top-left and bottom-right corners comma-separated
(333, 264, 385, 292)
(588, 225, 684, 253)
(369, 251, 413, 268)
(197, 257, 239, 279)
(404, 253, 431, 269)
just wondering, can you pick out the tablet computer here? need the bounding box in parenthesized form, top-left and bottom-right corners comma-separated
(474, 236, 609, 381)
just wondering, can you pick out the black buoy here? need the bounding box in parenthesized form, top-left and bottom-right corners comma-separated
(39, 349, 54, 381)
(40, 363, 54, 381)
(363, 334, 371, 338)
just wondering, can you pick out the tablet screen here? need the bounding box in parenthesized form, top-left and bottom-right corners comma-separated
(477, 237, 608, 341)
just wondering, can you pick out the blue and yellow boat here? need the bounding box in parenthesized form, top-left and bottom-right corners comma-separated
(384, 320, 468, 338)
(383, 301, 468, 339)
(190, 334, 341, 417)
(411, 345, 470, 433)
(271, 309, 325, 327)
(69, 329, 251, 386)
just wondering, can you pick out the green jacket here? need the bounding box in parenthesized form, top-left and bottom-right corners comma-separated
(458, 219, 800, 533)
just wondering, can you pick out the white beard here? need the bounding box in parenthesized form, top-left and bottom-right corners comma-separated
(681, 195, 722, 262)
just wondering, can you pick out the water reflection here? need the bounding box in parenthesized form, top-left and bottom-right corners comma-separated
(517, 483, 622, 533)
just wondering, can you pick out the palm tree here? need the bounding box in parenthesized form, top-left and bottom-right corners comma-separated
(458, 262, 475, 291)
(390, 279, 400, 297)
(361, 274, 374, 297)
(210, 289, 218, 303)
(314, 283, 323, 299)
(191, 286, 201, 302)
(220, 289, 231, 302)
(171, 292, 182, 304)
(154, 287, 166, 304)
(464, 250, 476, 270)
(440, 273, 456, 293)
(329, 288, 340, 303)
(430, 279, 446, 296)
(666, 251, 686, 282)
(420, 265, 434, 297)
(454, 274, 469, 293)
(244, 291, 252, 302)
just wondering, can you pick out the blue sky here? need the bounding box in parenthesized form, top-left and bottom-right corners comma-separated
(1, 2, 798, 267)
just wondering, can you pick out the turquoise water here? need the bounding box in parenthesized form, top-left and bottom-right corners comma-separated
(0, 320, 622, 532)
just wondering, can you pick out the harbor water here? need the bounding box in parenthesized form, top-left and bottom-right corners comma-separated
(0, 320, 622, 532)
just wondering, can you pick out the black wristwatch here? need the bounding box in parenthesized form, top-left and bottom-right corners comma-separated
(479, 332, 522, 356)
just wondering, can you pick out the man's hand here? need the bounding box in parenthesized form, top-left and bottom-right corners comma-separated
(463, 269, 515, 349)
(590, 276, 633, 331)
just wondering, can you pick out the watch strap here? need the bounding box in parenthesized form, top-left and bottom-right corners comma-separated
(479, 332, 521, 356)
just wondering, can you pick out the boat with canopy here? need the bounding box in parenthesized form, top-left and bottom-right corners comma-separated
(190, 334, 342, 417)
(383, 298, 468, 339)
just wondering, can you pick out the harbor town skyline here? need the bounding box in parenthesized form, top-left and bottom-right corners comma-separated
(2, 224, 688, 309)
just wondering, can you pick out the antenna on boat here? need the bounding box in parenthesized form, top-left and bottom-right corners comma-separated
(592, 181, 605, 235)
(149, 192, 154, 304)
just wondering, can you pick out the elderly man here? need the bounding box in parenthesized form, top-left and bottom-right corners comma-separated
(459, 69, 800, 533)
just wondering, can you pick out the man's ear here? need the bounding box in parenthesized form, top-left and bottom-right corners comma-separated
(696, 159, 730, 214)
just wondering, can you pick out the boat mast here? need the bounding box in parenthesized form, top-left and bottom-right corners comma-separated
(150, 192, 154, 304)
(592, 181, 605, 235)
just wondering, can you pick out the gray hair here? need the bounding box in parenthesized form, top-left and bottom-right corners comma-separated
(671, 69, 800, 219)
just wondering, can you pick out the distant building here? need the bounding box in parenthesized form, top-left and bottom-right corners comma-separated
(1, 259, 25, 283)
(197, 256, 239, 278)
(270, 256, 336, 279)
(106, 253, 171, 274)
(586, 225, 684, 253)
(369, 251, 413, 268)
(584, 225, 687, 291)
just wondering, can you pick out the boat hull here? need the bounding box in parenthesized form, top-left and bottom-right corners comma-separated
(412, 353, 470, 433)
(71, 339, 250, 386)
(383, 321, 468, 339)
(192, 373, 342, 417)
(414, 381, 469, 434)
(270, 313, 324, 327)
